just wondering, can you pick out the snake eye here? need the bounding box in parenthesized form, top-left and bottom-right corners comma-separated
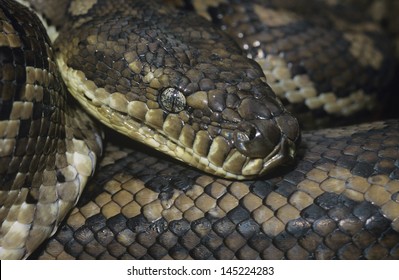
(159, 88, 186, 113)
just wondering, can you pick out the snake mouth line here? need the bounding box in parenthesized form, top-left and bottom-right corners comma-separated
(57, 56, 297, 179)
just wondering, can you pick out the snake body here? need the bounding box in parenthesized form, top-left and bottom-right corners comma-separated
(35, 120, 399, 260)
(0, 0, 102, 259)
(0, 0, 398, 259)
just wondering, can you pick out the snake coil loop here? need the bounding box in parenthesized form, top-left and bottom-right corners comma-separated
(0, 0, 398, 260)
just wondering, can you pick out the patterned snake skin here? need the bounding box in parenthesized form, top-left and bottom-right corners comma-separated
(0, 0, 398, 259)
(35, 120, 399, 260)
(0, 0, 103, 259)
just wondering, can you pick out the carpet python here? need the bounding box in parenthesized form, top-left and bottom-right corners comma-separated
(0, 0, 398, 259)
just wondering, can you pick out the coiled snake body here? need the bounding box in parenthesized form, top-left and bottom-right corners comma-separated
(0, 0, 398, 259)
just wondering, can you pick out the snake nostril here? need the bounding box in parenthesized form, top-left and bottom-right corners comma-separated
(234, 122, 257, 142)
(247, 125, 258, 140)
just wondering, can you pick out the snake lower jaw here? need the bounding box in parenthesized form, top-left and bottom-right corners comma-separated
(260, 135, 297, 174)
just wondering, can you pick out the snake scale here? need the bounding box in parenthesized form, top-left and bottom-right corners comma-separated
(0, 0, 398, 260)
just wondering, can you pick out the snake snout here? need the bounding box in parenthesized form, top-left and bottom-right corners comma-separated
(230, 94, 300, 178)
(234, 94, 300, 158)
(234, 120, 281, 158)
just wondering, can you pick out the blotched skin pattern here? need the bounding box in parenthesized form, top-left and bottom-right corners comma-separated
(325, 0, 399, 59)
(199, 0, 395, 128)
(0, 0, 102, 259)
(0, 0, 398, 260)
(34, 120, 399, 260)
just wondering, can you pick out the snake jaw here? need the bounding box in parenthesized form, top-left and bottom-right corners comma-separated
(261, 135, 297, 172)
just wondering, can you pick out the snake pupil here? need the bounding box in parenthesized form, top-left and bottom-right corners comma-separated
(160, 88, 186, 113)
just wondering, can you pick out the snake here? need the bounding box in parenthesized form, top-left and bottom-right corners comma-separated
(0, 0, 398, 260)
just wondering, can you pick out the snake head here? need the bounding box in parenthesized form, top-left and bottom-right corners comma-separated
(154, 74, 300, 179)
(151, 59, 301, 178)
(54, 4, 300, 179)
